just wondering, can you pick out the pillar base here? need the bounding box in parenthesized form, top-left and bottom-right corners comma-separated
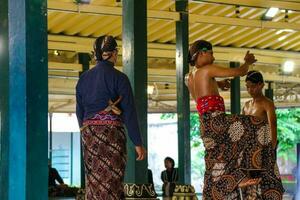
(124, 183, 158, 199)
(75, 184, 158, 200)
(172, 184, 198, 200)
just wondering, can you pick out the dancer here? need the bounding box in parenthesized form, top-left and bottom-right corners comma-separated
(242, 70, 284, 198)
(76, 35, 146, 200)
(186, 40, 284, 199)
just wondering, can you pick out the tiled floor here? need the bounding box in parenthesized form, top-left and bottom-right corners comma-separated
(50, 194, 295, 200)
(195, 194, 295, 200)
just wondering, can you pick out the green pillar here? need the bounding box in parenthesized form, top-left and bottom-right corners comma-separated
(0, 0, 48, 199)
(122, 1, 157, 199)
(123, 0, 148, 184)
(265, 81, 274, 101)
(49, 113, 53, 162)
(78, 53, 90, 188)
(176, 0, 191, 184)
(230, 62, 241, 114)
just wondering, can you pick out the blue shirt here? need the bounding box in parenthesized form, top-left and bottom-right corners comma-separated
(76, 60, 142, 146)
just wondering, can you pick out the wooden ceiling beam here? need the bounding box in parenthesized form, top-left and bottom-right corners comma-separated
(237, 29, 274, 47)
(192, 0, 300, 12)
(223, 28, 259, 46)
(48, 35, 300, 64)
(48, 1, 179, 21)
(217, 27, 251, 45)
(48, 2, 300, 31)
(49, 62, 82, 71)
(260, 32, 296, 49)
(189, 14, 300, 31)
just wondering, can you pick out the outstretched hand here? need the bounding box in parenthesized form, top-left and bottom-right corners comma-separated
(244, 51, 257, 65)
(135, 146, 147, 161)
(218, 79, 231, 91)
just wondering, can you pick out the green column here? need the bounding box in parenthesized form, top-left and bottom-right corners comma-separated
(78, 53, 90, 188)
(122, 0, 148, 184)
(176, 0, 191, 184)
(230, 62, 241, 114)
(265, 81, 274, 101)
(49, 113, 53, 162)
(0, 0, 48, 199)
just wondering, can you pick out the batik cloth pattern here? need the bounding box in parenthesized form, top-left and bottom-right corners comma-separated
(81, 111, 127, 200)
(197, 95, 284, 200)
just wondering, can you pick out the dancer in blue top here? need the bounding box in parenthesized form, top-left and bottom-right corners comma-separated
(76, 35, 146, 200)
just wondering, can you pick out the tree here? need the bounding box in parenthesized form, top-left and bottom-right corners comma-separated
(161, 108, 300, 177)
(276, 108, 300, 161)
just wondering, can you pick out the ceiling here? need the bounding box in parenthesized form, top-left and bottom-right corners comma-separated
(47, 0, 300, 113)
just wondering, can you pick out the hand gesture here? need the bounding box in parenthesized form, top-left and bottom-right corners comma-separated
(218, 79, 231, 91)
(135, 146, 147, 161)
(244, 51, 257, 65)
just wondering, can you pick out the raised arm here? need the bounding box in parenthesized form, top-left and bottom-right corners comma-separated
(217, 79, 230, 91)
(207, 51, 257, 78)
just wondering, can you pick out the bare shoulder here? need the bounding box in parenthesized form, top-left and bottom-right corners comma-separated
(262, 96, 275, 110)
(242, 100, 251, 112)
(194, 66, 211, 78)
(185, 71, 192, 87)
(244, 100, 251, 106)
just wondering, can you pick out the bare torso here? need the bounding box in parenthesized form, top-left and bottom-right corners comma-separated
(243, 97, 270, 121)
(186, 67, 220, 102)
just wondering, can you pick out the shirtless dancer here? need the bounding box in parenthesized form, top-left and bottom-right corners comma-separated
(242, 70, 284, 198)
(243, 71, 277, 149)
(186, 40, 284, 199)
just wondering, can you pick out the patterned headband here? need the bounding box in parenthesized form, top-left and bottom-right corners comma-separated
(191, 47, 210, 61)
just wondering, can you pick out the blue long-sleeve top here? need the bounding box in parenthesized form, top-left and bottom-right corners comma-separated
(76, 60, 143, 146)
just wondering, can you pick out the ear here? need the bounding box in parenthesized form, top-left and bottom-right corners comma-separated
(259, 82, 264, 89)
(113, 50, 118, 57)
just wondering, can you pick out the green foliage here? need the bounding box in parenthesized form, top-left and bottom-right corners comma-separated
(160, 113, 176, 120)
(190, 113, 201, 147)
(161, 112, 205, 178)
(161, 108, 300, 168)
(276, 108, 300, 161)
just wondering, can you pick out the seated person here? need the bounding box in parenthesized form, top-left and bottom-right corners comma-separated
(148, 168, 154, 186)
(161, 157, 178, 199)
(48, 160, 67, 196)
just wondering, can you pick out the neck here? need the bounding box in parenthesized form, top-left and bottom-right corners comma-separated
(252, 93, 264, 101)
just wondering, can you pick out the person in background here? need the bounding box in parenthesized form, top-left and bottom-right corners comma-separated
(148, 168, 154, 186)
(48, 159, 67, 196)
(161, 157, 178, 199)
(76, 35, 146, 200)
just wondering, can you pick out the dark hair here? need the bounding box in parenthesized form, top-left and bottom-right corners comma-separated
(164, 157, 175, 168)
(188, 40, 212, 66)
(93, 35, 118, 61)
(246, 70, 264, 84)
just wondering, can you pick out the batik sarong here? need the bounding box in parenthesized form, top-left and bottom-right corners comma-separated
(197, 95, 284, 200)
(81, 111, 126, 200)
